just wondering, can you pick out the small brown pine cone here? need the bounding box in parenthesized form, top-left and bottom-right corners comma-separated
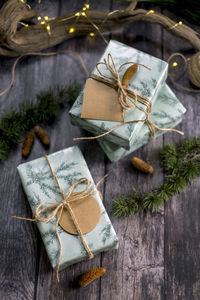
(131, 157, 154, 174)
(122, 64, 138, 88)
(79, 267, 106, 287)
(22, 132, 35, 157)
(34, 126, 50, 146)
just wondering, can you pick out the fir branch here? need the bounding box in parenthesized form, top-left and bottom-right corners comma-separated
(112, 137, 200, 217)
(113, 190, 142, 217)
(0, 83, 81, 160)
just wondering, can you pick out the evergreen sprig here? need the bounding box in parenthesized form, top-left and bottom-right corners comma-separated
(0, 83, 81, 160)
(113, 137, 200, 217)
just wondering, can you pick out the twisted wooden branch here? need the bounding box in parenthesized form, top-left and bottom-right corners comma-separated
(0, 0, 200, 57)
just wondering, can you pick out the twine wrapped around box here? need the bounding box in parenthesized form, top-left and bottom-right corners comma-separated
(13, 154, 107, 282)
(74, 53, 184, 142)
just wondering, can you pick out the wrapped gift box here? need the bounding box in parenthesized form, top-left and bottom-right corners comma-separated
(97, 84, 186, 162)
(69, 40, 169, 150)
(17, 147, 118, 271)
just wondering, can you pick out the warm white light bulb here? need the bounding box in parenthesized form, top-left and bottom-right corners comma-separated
(69, 27, 75, 33)
(172, 62, 178, 67)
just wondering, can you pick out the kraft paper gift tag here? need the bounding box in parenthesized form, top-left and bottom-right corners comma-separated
(81, 79, 124, 122)
(58, 192, 101, 235)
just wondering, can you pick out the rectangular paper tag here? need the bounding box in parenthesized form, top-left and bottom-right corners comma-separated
(81, 79, 124, 122)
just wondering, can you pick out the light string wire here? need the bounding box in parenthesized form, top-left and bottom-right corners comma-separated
(0, 0, 117, 98)
(4, 5, 200, 100)
(167, 52, 200, 93)
(145, 10, 200, 93)
(19, 0, 115, 43)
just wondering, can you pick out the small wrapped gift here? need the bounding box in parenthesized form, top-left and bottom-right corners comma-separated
(16, 147, 118, 279)
(97, 84, 186, 162)
(69, 40, 169, 150)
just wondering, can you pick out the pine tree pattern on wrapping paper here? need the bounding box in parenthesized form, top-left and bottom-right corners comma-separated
(48, 247, 60, 266)
(152, 111, 176, 124)
(41, 227, 65, 247)
(159, 93, 179, 106)
(80, 242, 94, 255)
(126, 123, 136, 137)
(151, 78, 157, 89)
(41, 229, 58, 247)
(123, 77, 161, 138)
(28, 192, 42, 210)
(127, 132, 150, 152)
(25, 161, 82, 199)
(133, 81, 151, 97)
(100, 223, 112, 245)
(72, 90, 84, 110)
(155, 120, 178, 130)
(157, 60, 166, 73)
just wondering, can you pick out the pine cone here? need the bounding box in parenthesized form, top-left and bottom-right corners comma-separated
(34, 126, 50, 146)
(131, 157, 154, 174)
(79, 267, 106, 287)
(22, 132, 35, 157)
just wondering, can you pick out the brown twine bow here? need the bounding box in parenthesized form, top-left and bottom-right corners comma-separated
(13, 154, 107, 282)
(95, 53, 152, 112)
(74, 53, 184, 142)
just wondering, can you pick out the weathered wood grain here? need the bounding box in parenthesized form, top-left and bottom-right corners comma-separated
(0, 146, 38, 300)
(0, 1, 200, 299)
(163, 10, 200, 300)
(100, 3, 164, 300)
(0, 1, 63, 299)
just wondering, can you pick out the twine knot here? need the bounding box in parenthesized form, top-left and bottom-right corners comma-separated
(94, 53, 150, 113)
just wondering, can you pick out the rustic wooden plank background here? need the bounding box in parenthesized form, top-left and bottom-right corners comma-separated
(0, 0, 200, 299)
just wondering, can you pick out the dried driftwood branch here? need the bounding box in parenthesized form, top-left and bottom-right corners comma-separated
(0, 0, 200, 57)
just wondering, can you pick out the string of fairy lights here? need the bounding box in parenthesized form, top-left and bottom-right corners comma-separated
(19, 0, 103, 40)
(19, 0, 186, 68)
(146, 10, 184, 69)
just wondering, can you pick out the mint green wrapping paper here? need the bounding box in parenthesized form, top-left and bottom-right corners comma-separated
(17, 147, 118, 271)
(97, 84, 186, 162)
(69, 40, 168, 150)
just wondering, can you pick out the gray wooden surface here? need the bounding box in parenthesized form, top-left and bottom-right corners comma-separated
(0, 1, 200, 299)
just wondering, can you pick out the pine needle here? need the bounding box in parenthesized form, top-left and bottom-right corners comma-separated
(113, 190, 142, 217)
(0, 83, 81, 160)
(112, 136, 200, 217)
